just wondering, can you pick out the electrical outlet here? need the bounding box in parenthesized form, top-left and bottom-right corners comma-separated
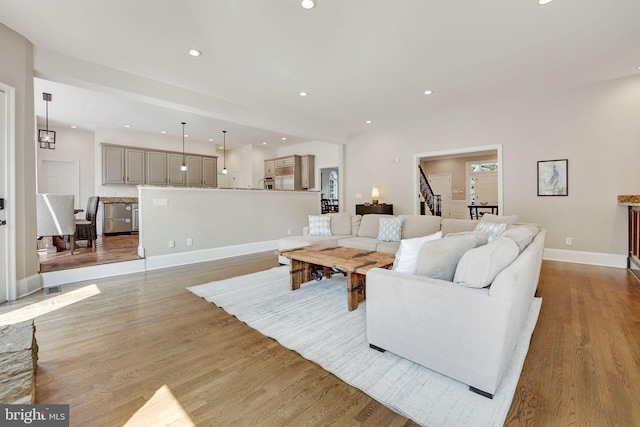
(287, 228, 291, 235)
(187, 238, 193, 246)
(169, 240, 175, 248)
(565, 237, 572, 245)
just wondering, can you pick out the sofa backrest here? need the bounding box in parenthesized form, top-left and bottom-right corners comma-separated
(328, 212, 355, 235)
(441, 219, 478, 236)
(398, 215, 442, 239)
(357, 214, 393, 237)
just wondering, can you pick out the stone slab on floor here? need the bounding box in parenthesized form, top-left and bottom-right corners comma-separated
(0, 319, 38, 404)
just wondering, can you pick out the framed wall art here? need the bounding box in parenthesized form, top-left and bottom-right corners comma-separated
(537, 159, 568, 196)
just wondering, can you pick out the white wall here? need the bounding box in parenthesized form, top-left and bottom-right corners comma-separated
(0, 23, 39, 298)
(37, 125, 95, 211)
(346, 75, 640, 259)
(139, 187, 320, 258)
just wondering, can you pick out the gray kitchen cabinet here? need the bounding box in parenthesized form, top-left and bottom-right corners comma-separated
(125, 148, 145, 185)
(146, 151, 167, 185)
(264, 160, 275, 177)
(203, 156, 217, 187)
(186, 155, 203, 186)
(301, 155, 315, 189)
(102, 145, 125, 184)
(167, 153, 186, 186)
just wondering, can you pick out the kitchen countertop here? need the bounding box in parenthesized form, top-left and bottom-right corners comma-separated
(618, 195, 640, 206)
(99, 197, 138, 203)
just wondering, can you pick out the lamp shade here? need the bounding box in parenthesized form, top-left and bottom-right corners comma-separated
(371, 187, 380, 198)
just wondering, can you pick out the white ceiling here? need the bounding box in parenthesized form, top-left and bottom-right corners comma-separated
(1, 0, 639, 148)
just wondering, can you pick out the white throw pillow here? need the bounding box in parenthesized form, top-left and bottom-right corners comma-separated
(392, 231, 442, 274)
(377, 217, 404, 242)
(308, 215, 331, 236)
(454, 236, 519, 288)
(473, 222, 506, 242)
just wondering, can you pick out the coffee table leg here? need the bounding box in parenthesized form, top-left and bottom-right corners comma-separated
(290, 259, 313, 290)
(347, 272, 366, 311)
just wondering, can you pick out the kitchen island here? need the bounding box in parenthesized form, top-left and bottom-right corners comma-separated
(618, 195, 640, 279)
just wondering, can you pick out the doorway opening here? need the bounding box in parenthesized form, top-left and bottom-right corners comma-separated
(414, 145, 502, 219)
(320, 167, 339, 213)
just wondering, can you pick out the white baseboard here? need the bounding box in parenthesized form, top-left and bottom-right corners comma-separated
(17, 274, 42, 299)
(41, 259, 146, 287)
(144, 240, 279, 271)
(543, 248, 627, 268)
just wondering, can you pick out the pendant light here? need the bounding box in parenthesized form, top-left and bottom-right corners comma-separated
(38, 92, 56, 149)
(180, 122, 187, 171)
(222, 130, 228, 174)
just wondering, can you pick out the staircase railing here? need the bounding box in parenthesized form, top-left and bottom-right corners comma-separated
(419, 165, 442, 216)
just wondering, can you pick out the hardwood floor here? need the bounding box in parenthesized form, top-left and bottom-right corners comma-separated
(1, 255, 639, 426)
(38, 234, 141, 272)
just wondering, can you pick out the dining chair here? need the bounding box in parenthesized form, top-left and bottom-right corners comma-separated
(36, 194, 76, 254)
(75, 196, 100, 248)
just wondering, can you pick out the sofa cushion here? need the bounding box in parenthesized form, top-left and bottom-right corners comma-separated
(415, 232, 488, 281)
(351, 214, 363, 235)
(480, 213, 518, 228)
(338, 236, 380, 251)
(377, 217, 404, 242)
(376, 241, 402, 254)
(454, 236, 520, 288)
(308, 215, 331, 236)
(399, 215, 442, 239)
(329, 213, 353, 235)
(440, 219, 478, 236)
(392, 231, 442, 274)
(357, 214, 393, 238)
(500, 223, 540, 253)
(473, 221, 507, 242)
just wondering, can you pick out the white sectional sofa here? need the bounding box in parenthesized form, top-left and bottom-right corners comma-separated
(366, 223, 545, 398)
(278, 211, 545, 398)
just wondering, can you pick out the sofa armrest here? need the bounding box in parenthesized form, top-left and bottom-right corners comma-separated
(366, 268, 511, 394)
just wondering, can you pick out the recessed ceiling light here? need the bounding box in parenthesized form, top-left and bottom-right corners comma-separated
(209, 138, 214, 142)
(299, 91, 308, 97)
(262, 141, 268, 145)
(301, 0, 316, 10)
(424, 90, 433, 95)
(538, 0, 553, 4)
(365, 120, 372, 124)
(69, 125, 77, 129)
(124, 124, 131, 128)
(184, 134, 189, 138)
(188, 49, 202, 57)
(161, 130, 167, 134)
(281, 137, 287, 141)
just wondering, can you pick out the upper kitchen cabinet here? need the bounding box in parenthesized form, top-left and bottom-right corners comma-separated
(102, 145, 125, 184)
(125, 148, 145, 185)
(186, 155, 203, 187)
(202, 157, 217, 187)
(301, 155, 315, 189)
(167, 153, 186, 186)
(146, 151, 167, 185)
(264, 159, 275, 178)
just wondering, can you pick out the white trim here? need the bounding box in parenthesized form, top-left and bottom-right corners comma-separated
(0, 83, 17, 301)
(543, 248, 627, 269)
(145, 240, 278, 271)
(40, 259, 146, 288)
(16, 274, 42, 299)
(414, 144, 503, 216)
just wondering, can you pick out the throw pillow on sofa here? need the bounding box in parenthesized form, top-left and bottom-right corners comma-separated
(453, 236, 519, 288)
(377, 217, 404, 242)
(415, 232, 488, 281)
(500, 223, 540, 253)
(392, 231, 442, 274)
(480, 213, 518, 228)
(308, 215, 331, 236)
(473, 222, 507, 242)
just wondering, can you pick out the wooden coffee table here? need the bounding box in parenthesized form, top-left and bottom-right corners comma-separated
(279, 245, 395, 311)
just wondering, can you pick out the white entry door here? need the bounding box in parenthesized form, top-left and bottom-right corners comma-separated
(475, 172, 499, 205)
(38, 159, 80, 209)
(428, 173, 452, 218)
(0, 88, 7, 303)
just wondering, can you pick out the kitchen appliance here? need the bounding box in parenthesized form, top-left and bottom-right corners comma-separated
(103, 202, 138, 234)
(264, 176, 274, 190)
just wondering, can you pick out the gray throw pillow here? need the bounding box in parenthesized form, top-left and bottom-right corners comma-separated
(454, 236, 519, 288)
(415, 232, 488, 281)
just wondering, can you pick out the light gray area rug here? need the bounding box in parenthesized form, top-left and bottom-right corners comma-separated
(188, 266, 541, 427)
